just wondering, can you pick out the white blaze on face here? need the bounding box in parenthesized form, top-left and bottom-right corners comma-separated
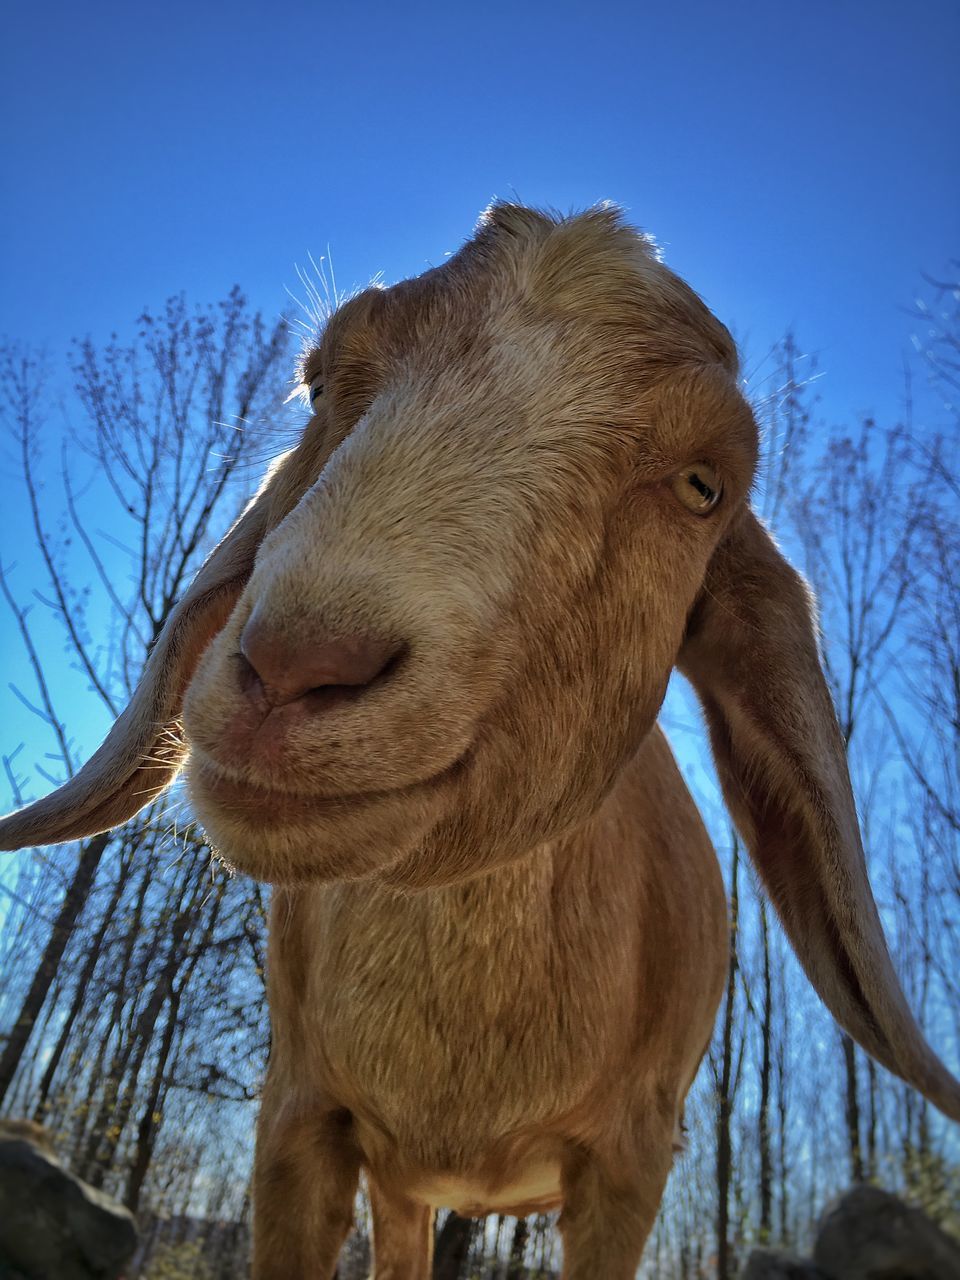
(249, 318, 603, 657)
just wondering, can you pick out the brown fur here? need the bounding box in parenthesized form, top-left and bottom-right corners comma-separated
(1, 204, 957, 1278)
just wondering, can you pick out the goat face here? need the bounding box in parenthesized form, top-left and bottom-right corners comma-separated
(3, 202, 959, 1123)
(179, 205, 758, 885)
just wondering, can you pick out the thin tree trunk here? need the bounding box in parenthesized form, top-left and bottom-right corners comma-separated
(124, 988, 180, 1211)
(433, 1212, 473, 1280)
(0, 831, 110, 1105)
(124, 887, 221, 1208)
(79, 863, 177, 1178)
(866, 1057, 877, 1181)
(32, 853, 129, 1120)
(87, 895, 198, 1186)
(507, 1216, 528, 1278)
(841, 1032, 863, 1182)
(758, 899, 773, 1242)
(776, 1028, 790, 1245)
(716, 842, 740, 1280)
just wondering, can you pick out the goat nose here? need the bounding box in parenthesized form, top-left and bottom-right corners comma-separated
(239, 612, 399, 706)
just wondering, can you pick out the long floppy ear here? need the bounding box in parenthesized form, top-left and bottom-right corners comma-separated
(678, 507, 960, 1122)
(0, 456, 291, 851)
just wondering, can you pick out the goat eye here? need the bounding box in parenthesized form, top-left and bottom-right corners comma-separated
(308, 376, 325, 409)
(671, 463, 723, 515)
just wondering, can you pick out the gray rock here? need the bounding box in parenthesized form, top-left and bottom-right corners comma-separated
(814, 1185, 960, 1280)
(0, 1263, 33, 1280)
(742, 1247, 833, 1279)
(0, 1134, 137, 1280)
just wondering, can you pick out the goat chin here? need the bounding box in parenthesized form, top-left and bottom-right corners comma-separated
(2, 201, 958, 1279)
(186, 758, 459, 886)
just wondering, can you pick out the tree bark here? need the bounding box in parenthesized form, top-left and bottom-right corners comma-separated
(32, 851, 130, 1119)
(87, 888, 199, 1186)
(0, 831, 110, 1105)
(716, 842, 740, 1280)
(758, 899, 773, 1242)
(841, 1031, 863, 1183)
(507, 1216, 529, 1278)
(124, 987, 180, 1211)
(433, 1212, 473, 1280)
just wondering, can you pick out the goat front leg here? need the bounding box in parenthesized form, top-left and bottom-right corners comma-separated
(368, 1176, 434, 1280)
(252, 1089, 361, 1280)
(558, 1112, 676, 1280)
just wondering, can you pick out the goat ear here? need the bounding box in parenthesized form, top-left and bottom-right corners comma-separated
(0, 462, 285, 851)
(678, 507, 960, 1122)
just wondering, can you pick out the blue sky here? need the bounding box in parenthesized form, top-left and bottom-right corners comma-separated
(2, 1, 958, 420)
(1, 0, 958, 771)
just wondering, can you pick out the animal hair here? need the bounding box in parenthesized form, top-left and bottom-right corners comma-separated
(1, 203, 957, 1279)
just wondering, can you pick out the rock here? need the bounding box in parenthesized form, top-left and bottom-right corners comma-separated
(0, 1119, 54, 1154)
(814, 1185, 960, 1280)
(0, 1132, 137, 1280)
(742, 1247, 832, 1279)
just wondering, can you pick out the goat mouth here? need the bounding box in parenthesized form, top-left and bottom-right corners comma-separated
(193, 762, 394, 813)
(187, 753, 467, 886)
(188, 754, 466, 824)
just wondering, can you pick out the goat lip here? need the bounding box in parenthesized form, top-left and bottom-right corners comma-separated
(189, 755, 463, 820)
(193, 762, 380, 811)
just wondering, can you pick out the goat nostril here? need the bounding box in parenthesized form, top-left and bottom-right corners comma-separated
(234, 653, 265, 698)
(238, 613, 402, 709)
(310, 635, 400, 689)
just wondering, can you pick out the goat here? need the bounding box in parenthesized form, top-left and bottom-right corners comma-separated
(2, 204, 958, 1279)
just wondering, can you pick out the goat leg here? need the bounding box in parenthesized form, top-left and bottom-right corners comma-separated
(368, 1175, 435, 1279)
(251, 1085, 360, 1279)
(558, 1112, 675, 1279)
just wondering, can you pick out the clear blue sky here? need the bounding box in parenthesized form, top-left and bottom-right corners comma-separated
(0, 0, 958, 772)
(2, 0, 957, 421)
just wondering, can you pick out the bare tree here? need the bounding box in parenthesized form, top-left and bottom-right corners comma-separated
(792, 416, 921, 1184)
(0, 292, 289, 1214)
(712, 838, 746, 1280)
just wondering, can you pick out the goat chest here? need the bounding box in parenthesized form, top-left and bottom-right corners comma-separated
(263, 746, 728, 1191)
